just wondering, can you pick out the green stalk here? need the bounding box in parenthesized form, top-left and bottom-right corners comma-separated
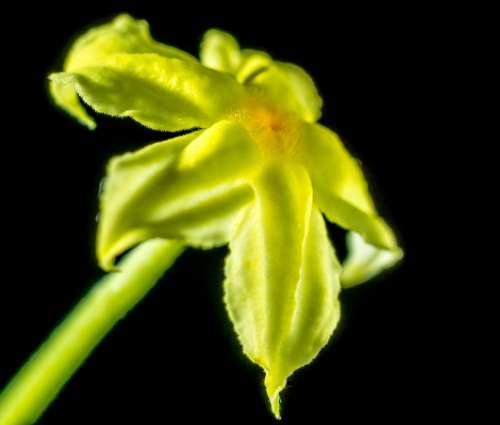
(0, 239, 184, 425)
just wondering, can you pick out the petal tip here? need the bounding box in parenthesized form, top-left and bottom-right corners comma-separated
(97, 254, 117, 273)
(264, 371, 287, 420)
(84, 119, 97, 130)
(48, 73, 97, 129)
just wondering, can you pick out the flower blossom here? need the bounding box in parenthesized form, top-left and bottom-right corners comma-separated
(49, 14, 403, 418)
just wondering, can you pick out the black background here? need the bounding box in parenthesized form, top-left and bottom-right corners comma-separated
(1, 2, 466, 424)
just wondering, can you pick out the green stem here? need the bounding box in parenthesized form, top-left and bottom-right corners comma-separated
(0, 239, 184, 425)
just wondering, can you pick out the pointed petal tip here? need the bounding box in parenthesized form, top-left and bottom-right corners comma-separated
(48, 74, 97, 129)
(80, 116, 97, 130)
(48, 71, 74, 85)
(97, 254, 118, 273)
(96, 237, 124, 273)
(264, 371, 287, 420)
(271, 401, 282, 420)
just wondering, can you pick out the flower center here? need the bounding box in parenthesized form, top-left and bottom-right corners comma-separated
(230, 96, 302, 159)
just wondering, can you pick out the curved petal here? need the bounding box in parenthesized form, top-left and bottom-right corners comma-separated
(236, 49, 272, 83)
(224, 164, 341, 418)
(199, 29, 272, 83)
(341, 231, 403, 287)
(50, 53, 245, 131)
(302, 123, 403, 286)
(50, 81, 96, 129)
(300, 122, 375, 213)
(313, 173, 403, 288)
(98, 120, 260, 270)
(200, 29, 242, 74)
(64, 14, 196, 70)
(316, 188, 398, 250)
(50, 14, 197, 129)
(250, 62, 323, 122)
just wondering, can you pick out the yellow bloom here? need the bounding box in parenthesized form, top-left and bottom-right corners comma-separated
(49, 15, 403, 418)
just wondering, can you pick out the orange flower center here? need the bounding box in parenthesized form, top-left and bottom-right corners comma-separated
(230, 96, 302, 159)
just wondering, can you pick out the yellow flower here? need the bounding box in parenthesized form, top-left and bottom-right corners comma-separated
(49, 14, 403, 418)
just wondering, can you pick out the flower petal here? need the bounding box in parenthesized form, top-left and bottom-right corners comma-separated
(250, 62, 323, 122)
(300, 122, 376, 213)
(224, 164, 341, 418)
(342, 231, 403, 287)
(50, 81, 96, 129)
(301, 123, 403, 287)
(199, 29, 272, 83)
(314, 180, 403, 289)
(200, 29, 242, 74)
(198, 29, 321, 122)
(50, 53, 244, 131)
(236, 49, 272, 83)
(50, 14, 197, 129)
(98, 120, 260, 270)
